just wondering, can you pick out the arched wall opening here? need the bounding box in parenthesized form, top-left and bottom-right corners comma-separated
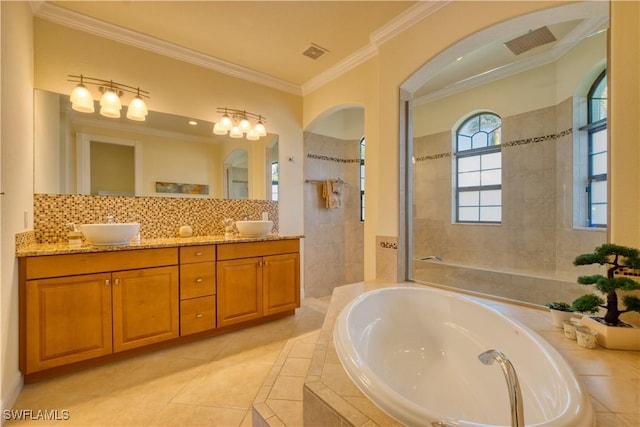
(303, 105, 365, 297)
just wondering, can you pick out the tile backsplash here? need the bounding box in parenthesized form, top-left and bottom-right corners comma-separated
(34, 194, 278, 244)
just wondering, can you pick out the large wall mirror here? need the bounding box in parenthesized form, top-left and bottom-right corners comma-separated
(34, 89, 279, 200)
(404, 2, 609, 306)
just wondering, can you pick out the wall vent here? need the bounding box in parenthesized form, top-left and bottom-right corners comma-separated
(504, 26, 557, 56)
(303, 43, 329, 60)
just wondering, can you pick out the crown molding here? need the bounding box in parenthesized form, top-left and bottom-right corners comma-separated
(302, 1, 450, 95)
(370, 1, 451, 47)
(302, 43, 378, 96)
(34, 3, 302, 95)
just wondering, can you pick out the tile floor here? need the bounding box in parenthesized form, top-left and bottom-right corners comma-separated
(6, 297, 330, 427)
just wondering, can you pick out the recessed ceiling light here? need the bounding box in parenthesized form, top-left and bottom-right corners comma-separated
(188, 120, 198, 126)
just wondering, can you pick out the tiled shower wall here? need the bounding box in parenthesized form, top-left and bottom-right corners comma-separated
(34, 193, 278, 243)
(303, 132, 364, 298)
(412, 98, 606, 305)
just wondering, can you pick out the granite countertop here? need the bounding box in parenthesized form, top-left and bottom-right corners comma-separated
(16, 234, 303, 257)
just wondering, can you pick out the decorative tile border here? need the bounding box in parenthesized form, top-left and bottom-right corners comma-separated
(414, 127, 573, 163)
(414, 152, 451, 162)
(502, 128, 573, 148)
(617, 268, 640, 278)
(34, 194, 278, 244)
(306, 153, 360, 164)
(379, 241, 398, 250)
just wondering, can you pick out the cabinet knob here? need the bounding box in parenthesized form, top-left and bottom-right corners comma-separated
(195, 278, 204, 283)
(195, 251, 203, 256)
(195, 313, 203, 319)
(264, 261, 268, 266)
(105, 279, 110, 286)
(114, 278, 120, 285)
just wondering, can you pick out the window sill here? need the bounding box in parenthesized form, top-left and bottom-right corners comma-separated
(572, 226, 607, 232)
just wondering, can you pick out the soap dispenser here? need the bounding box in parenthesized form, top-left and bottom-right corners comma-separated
(67, 223, 83, 248)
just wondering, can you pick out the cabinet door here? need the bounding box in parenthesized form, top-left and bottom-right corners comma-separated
(112, 266, 179, 352)
(263, 253, 300, 316)
(216, 257, 263, 327)
(25, 273, 113, 373)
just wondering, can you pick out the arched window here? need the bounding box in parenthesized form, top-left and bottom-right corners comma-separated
(586, 70, 607, 227)
(455, 112, 502, 223)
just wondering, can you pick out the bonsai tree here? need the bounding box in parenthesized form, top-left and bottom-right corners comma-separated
(573, 243, 640, 326)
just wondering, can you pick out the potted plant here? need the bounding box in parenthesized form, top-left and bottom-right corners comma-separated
(572, 243, 640, 350)
(545, 301, 576, 328)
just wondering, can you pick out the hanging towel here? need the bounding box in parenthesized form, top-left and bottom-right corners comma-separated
(322, 179, 342, 208)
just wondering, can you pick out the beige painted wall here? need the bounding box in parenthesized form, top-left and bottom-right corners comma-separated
(1, 1, 34, 414)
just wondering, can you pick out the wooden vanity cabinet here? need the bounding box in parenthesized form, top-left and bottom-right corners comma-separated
(179, 245, 217, 336)
(19, 239, 300, 379)
(216, 239, 300, 328)
(20, 248, 179, 374)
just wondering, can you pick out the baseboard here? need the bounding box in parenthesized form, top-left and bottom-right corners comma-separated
(0, 374, 24, 426)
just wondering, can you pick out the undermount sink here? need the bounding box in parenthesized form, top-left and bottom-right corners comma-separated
(80, 222, 140, 246)
(235, 220, 273, 237)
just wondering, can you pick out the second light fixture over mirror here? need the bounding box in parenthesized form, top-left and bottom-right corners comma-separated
(213, 107, 267, 140)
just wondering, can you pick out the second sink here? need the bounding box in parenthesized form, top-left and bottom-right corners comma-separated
(235, 220, 273, 237)
(80, 222, 140, 246)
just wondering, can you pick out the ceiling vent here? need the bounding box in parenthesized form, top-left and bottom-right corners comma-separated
(504, 26, 557, 56)
(302, 43, 329, 60)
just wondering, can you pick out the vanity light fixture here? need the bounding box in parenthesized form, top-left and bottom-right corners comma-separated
(213, 107, 267, 141)
(68, 74, 150, 121)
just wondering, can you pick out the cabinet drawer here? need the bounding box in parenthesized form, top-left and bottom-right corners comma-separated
(25, 248, 178, 280)
(180, 262, 216, 300)
(180, 245, 216, 264)
(180, 296, 216, 336)
(217, 239, 299, 260)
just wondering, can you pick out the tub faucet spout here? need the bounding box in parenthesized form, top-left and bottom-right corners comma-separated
(478, 349, 524, 427)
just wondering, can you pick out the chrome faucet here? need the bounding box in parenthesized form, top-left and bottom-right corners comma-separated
(106, 212, 114, 224)
(478, 349, 524, 427)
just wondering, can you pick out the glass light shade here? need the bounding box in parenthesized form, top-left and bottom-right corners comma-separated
(239, 117, 251, 132)
(254, 121, 267, 137)
(229, 126, 243, 138)
(126, 96, 148, 121)
(220, 113, 232, 131)
(213, 122, 228, 135)
(99, 90, 122, 118)
(70, 84, 95, 113)
(246, 129, 260, 140)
